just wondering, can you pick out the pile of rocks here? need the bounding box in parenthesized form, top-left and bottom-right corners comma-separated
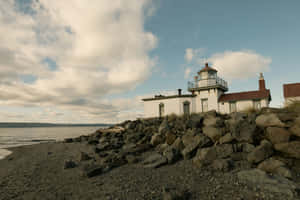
(64, 108, 300, 199)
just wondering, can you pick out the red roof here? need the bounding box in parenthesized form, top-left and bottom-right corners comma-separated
(283, 83, 300, 98)
(219, 89, 271, 102)
(198, 63, 217, 73)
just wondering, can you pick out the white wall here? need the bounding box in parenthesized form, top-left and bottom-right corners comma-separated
(219, 98, 270, 114)
(195, 89, 224, 113)
(285, 97, 300, 106)
(143, 97, 195, 118)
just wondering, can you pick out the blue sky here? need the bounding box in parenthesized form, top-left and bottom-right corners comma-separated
(0, 0, 299, 123)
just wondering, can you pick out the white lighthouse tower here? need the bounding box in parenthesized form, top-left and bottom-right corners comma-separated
(188, 63, 228, 112)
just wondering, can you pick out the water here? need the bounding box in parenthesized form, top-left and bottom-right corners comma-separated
(0, 126, 105, 160)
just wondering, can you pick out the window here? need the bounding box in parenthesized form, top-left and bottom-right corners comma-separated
(229, 101, 237, 113)
(253, 100, 261, 110)
(201, 98, 208, 112)
(183, 101, 190, 115)
(159, 103, 164, 117)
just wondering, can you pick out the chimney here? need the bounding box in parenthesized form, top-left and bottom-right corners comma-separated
(205, 63, 209, 68)
(178, 89, 182, 96)
(259, 73, 266, 91)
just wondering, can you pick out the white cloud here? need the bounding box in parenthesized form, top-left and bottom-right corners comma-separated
(0, 0, 157, 123)
(207, 50, 271, 80)
(184, 68, 191, 79)
(184, 48, 205, 63)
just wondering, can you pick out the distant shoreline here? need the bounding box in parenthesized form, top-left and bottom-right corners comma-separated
(0, 122, 113, 128)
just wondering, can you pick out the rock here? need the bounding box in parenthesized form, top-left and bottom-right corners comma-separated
(266, 127, 291, 144)
(274, 141, 300, 159)
(219, 133, 234, 144)
(237, 169, 298, 199)
(256, 114, 285, 127)
(87, 138, 99, 145)
(277, 112, 298, 122)
(181, 135, 211, 159)
(81, 163, 105, 178)
(193, 147, 217, 167)
(186, 114, 203, 129)
(202, 126, 223, 142)
(165, 132, 177, 145)
(215, 144, 234, 159)
(227, 115, 257, 144)
(211, 159, 233, 172)
(156, 143, 169, 153)
(241, 143, 255, 153)
(171, 138, 185, 152)
(79, 152, 92, 161)
(162, 187, 189, 200)
(203, 116, 222, 127)
(163, 147, 181, 164)
(142, 153, 168, 168)
(182, 130, 196, 147)
(159, 119, 170, 135)
(257, 158, 292, 178)
(151, 133, 164, 146)
(289, 124, 300, 137)
(99, 126, 125, 135)
(125, 155, 138, 164)
(63, 160, 77, 169)
(247, 140, 273, 163)
(63, 138, 73, 143)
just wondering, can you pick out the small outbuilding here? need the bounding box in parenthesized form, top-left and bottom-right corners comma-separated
(283, 83, 300, 105)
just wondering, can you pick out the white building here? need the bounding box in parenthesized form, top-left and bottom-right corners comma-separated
(283, 83, 300, 105)
(142, 63, 271, 118)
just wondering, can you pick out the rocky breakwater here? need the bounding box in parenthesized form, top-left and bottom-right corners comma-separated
(64, 108, 300, 200)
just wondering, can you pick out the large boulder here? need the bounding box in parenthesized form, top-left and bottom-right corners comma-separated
(203, 116, 223, 127)
(186, 114, 203, 129)
(257, 158, 292, 179)
(165, 132, 177, 145)
(274, 141, 300, 159)
(226, 113, 257, 143)
(256, 114, 285, 127)
(142, 153, 168, 168)
(171, 137, 185, 152)
(150, 133, 164, 146)
(247, 140, 273, 163)
(219, 133, 234, 144)
(193, 147, 217, 167)
(202, 126, 223, 142)
(237, 169, 298, 199)
(181, 135, 211, 159)
(266, 127, 291, 144)
(163, 147, 181, 164)
(289, 124, 300, 137)
(159, 119, 170, 135)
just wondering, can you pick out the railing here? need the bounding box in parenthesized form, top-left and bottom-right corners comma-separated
(188, 77, 228, 91)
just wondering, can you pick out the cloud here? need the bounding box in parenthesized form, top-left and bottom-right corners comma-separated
(207, 50, 271, 80)
(184, 68, 191, 79)
(184, 48, 205, 63)
(0, 0, 157, 123)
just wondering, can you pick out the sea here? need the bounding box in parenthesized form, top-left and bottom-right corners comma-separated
(0, 126, 105, 160)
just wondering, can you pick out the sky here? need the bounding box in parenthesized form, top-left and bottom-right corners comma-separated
(0, 0, 299, 123)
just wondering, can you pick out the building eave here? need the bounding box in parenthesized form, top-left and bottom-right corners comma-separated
(142, 94, 196, 101)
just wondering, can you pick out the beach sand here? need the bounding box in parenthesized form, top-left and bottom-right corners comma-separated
(0, 141, 299, 200)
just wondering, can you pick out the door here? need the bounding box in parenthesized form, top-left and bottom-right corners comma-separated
(159, 103, 164, 117)
(183, 101, 190, 115)
(229, 101, 237, 112)
(201, 98, 208, 112)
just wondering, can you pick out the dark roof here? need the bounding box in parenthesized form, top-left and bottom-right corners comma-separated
(198, 63, 218, 73)
(142, 94, 196, 101)
(283, 83, 300, 98)
(219, 89, 271, 102)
